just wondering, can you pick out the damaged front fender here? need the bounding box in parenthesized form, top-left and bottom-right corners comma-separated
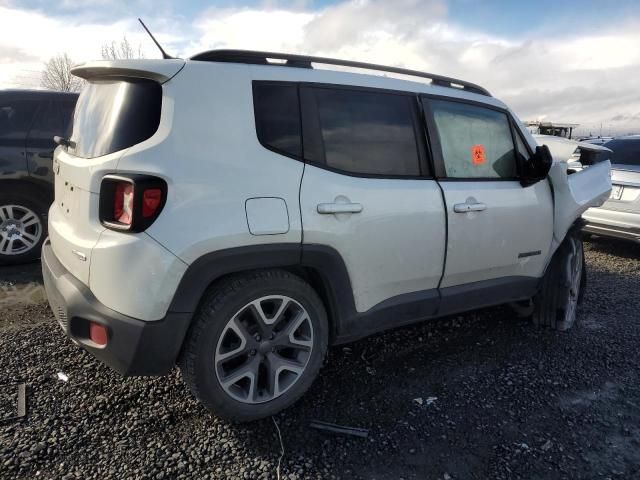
(548, 160, 611, 242)
(536, 135, 612, 243)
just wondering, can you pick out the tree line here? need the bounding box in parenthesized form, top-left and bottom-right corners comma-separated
(40, 36, 144, 92)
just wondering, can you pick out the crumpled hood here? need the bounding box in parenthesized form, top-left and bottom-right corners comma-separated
(533, 134, 612, 163)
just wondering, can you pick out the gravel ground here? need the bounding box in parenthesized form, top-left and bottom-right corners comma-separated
(1, 238, 639, 480)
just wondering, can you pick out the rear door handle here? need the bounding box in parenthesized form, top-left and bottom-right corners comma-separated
(453, 202, 487, 213)
(317, 202, 363, 214)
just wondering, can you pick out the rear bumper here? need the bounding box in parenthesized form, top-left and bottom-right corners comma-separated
(41, 239, 192, 376)
(582, 208, 640, 242)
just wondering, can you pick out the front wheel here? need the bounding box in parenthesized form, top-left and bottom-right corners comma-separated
(180, 270, 328, 422)
(532, 233, 585, 331)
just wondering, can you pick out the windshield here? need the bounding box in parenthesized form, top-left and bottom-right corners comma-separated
(603, 139, 640, 166)
(69, 79, 161, 159)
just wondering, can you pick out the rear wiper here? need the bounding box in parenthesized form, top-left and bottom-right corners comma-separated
(54, 136, 76, 149)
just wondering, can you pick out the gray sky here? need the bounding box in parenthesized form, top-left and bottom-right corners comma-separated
(2, 0, 639, 136)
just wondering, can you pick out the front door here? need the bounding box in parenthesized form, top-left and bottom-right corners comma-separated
(423, 97, 553, 292)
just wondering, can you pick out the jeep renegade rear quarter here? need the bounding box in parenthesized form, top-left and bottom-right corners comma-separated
(43, 52, 611, 421)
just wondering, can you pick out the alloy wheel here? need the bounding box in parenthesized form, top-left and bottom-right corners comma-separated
(0, 205, 42, 256)
(214, 295, 314, 404)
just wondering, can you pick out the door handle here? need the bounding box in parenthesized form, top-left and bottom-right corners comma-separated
(317, 202, 363, 214)
(453, 202, 486, 213)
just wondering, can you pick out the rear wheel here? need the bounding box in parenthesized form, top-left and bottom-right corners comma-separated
(532, 232, 585, 331)
(0, 189, 48, 265)
(180, 270, 328, 422)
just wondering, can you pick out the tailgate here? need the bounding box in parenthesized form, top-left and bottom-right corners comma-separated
(49, 148, 121, 286)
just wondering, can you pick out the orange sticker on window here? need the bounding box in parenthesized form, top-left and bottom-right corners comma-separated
(472, 144, 486, 165)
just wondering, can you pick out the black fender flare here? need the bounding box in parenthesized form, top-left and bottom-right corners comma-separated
(167, 243, 357, 341)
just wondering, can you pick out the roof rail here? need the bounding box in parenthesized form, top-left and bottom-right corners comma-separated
(190, 49, 491, 97)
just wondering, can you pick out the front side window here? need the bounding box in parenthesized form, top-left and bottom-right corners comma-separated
(312, 88, 421, 176)
(70, 79, 161, 159)
(431, 100, 518, 179)
(253, 83, 301, 158)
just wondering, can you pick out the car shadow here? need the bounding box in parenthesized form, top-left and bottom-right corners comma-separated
(585, 236, 639, 259)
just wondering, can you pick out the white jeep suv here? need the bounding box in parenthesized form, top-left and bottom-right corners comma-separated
(42, 50, 612, 421)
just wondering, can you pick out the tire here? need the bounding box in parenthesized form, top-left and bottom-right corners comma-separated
(180, 269, 329, 422)
(0, 187, 48, 265)
(532, 232, 585, 331)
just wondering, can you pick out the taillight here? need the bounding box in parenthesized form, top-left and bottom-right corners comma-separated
(99, 175, 167, 232)
(114, 183, 134, 225)
(142, 188, 162, 218)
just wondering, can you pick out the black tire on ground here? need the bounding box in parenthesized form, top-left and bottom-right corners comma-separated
(532, 232, 585, 331)
(0, 187, 49, 266)
(179, 269, 329, 422)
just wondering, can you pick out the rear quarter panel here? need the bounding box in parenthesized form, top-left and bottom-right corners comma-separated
(118, 62, 305, 263)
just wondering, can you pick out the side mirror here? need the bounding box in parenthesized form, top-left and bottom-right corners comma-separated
(521, 145, 553, 186)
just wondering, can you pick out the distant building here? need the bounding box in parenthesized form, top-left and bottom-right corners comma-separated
(525, 121, 579, 139)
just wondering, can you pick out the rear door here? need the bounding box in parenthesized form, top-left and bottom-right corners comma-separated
(299, 85, 446, 314)
(422, 97, 553, 302)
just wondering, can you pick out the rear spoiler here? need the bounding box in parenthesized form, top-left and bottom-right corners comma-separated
(71, 59, 185, 84)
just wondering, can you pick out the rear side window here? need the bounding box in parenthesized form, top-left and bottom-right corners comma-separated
(603, 139, 640, 166)
(431, 100, 518, 179)
(253, 83, 302, 158)
(311, 88, 420, 176)
(70, 79, 161, 159)
(0, 99, 38, 139)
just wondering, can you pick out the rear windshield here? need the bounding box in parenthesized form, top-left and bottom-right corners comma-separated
(69, 79, 161, 158)
(603, 139, 640, 166)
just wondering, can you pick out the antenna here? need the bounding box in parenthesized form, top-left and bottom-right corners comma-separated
(138, 18, 174, 59)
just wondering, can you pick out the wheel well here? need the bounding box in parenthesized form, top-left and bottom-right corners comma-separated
(184, 266, 340, 343)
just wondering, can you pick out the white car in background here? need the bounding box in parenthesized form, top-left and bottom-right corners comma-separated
(582, 137, 640, 242)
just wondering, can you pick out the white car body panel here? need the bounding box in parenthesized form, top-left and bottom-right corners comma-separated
(300, 165, 446, 312)
(135, 62, 304, 264)
(549, 160, 612, 242)
(533, 135, 612, 243)
(90, 230, 187, 320)
(439, 180, 553, 287)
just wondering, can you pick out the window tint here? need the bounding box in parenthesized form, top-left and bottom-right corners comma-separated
(313, 88, 420, 176)
(70, 79, 161, 159)
(431, 100, 518, 179)
(603, 139, 640, 166)
(0, 99, 38, 139)
(29, 100, 66, 140)
(253, 84, 302, 158)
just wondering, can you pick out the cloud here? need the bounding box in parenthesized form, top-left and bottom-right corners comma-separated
(1, 1, 639, 135)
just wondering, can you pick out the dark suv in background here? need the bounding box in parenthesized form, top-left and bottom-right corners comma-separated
(0, 89, 78, 264)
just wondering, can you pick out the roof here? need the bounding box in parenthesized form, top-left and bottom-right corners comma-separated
(189, 49, 491, 97)
(0, 88, 78, 98)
